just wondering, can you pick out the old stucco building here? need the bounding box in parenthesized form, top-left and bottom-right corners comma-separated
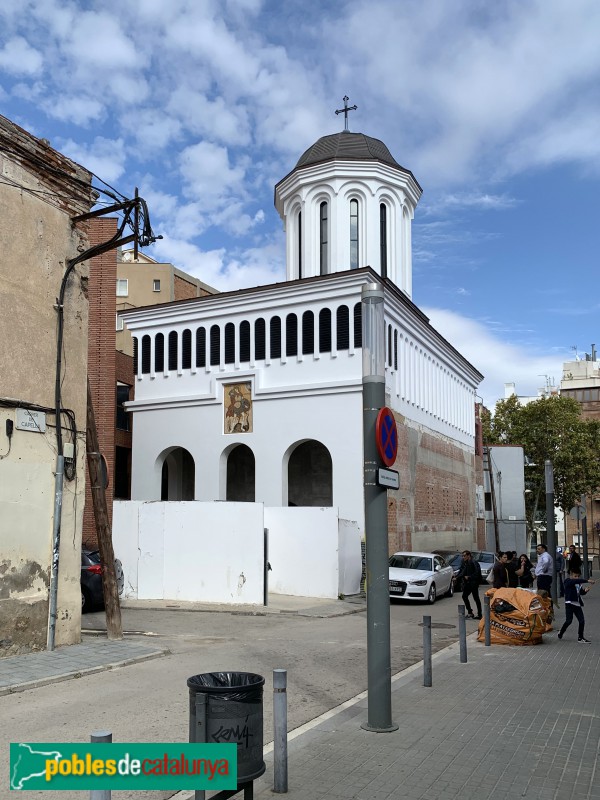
(0, 115, 94, 654)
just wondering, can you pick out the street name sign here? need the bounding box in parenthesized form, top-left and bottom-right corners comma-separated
(377, 468, 399, 489)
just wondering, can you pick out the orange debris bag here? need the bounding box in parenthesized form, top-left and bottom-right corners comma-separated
(477, 587, 552, 645)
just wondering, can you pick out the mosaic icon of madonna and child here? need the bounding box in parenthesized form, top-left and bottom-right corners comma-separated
(224, 382, 252, 433)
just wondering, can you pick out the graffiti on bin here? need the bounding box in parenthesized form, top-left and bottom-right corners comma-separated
(211, 724, 252, 748)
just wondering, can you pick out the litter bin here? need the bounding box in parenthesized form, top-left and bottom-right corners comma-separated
(188, 672, 265, 783)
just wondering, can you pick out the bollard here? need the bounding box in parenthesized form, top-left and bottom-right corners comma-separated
(484, 594, 491, 646)
(458, 605, 467, 663)
(423, 615, 432, 687)
(273, 669, 288, 793)
(90, 731, 111, 800)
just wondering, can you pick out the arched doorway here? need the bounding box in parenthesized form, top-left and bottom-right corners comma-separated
(159, 447, 195, 500)
(226, 444, 255, 502)
(287, 441, 332, 507)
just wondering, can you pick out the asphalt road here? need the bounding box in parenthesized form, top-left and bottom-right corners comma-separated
(2, 593, 479, 799)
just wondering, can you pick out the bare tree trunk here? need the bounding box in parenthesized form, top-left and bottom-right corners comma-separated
(86, 379, 122, 640)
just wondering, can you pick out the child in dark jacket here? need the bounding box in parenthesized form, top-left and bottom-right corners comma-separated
(558, 570, 596, 643)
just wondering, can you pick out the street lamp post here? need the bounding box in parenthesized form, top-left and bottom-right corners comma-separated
(545, 460, 557, 603)
(361, 283, 397, 733)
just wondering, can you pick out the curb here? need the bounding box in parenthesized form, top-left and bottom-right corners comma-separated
(0, 648, 170, 696)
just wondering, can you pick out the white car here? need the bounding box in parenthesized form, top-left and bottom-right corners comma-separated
(389, 551, 454, 604)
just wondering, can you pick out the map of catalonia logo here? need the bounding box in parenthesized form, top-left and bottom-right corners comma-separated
(10, 742, 237, 790)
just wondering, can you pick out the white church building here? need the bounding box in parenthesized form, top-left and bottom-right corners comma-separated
(117, 126, 483, 604)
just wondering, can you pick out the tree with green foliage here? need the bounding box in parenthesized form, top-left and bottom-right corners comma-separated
(483, 395, 600, 538)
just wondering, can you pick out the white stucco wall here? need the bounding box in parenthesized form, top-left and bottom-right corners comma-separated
(113, 501, 359, 602)
(129, 388, 365, 532)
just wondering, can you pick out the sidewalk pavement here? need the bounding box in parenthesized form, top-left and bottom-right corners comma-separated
(234, 590, 600, 800)
(0, 594, 364, 696)
(118, 592, 367, 618)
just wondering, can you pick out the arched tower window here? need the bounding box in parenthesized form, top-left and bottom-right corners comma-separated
(298, 211, 302, 279)
(394, 329, 398, 371)
(141, 335, 151, 374)
(255, 318, 266, 360)
(196, 327, 206, 368)
(155, 333, 164, 372)
(302, 310, 314, 355)
(225, 322, 235, 364)
(210, 325, 220, 366)
(270, 316, 281, 359)
(168, 331, 178, 371)
(319, 308, 332, 353)
(239, 320, 250, 362)
(350, 199, 359, 269)
(319, 201, 328, 275)
(286, 313, 298, 357)
(182, 329, 192, 370)
(380, 203, 387, 280)
(387, 324, 392, 367)
(336, 305, 350, 351)
(133, 338, 138, 375)
(353, 303, 362, 347)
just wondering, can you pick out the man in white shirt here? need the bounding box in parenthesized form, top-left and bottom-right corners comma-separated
(535, 543, 553, 594)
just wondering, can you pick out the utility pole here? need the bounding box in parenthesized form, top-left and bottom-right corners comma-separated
(545, 460, 557, 603)
(86, 379, 122, 640)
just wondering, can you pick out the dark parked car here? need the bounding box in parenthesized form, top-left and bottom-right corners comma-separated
(81, 549, 124, 613)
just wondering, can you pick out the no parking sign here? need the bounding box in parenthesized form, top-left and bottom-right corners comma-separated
(375, 407, 398, 467)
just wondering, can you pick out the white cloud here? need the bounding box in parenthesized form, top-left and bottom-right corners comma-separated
(43, 95, 104, 126)
(63, 12, 142, 70)
(179, 141, 246, 208)
(427, 192, 519, 213)
(0, 37, 43, 76)
(422, 307, 567, 408)
(167, 88, 251, 147)
(59, 136, 127, 184)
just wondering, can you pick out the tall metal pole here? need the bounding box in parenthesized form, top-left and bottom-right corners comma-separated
(545, 460, 557, 603)
(581, 495, 589, 579)
(47, 455, 64, 651)
(360, 283, 397, 733)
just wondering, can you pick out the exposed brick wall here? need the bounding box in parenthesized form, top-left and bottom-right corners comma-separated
(387, 409, 477, 554)
(115, 349, 134, 450)
(174, 274, 199, 301)
(83, 218, 118, 549)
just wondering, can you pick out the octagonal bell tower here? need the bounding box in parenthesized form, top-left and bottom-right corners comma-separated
(274, 130, 422, 297)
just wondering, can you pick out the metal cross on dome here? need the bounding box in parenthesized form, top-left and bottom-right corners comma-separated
(335, 96, 357, 131)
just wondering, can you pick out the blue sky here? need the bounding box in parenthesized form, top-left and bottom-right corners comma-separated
(1, 0, 599, 406)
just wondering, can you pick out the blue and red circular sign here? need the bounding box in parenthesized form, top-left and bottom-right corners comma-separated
(375, 407, 398, 467)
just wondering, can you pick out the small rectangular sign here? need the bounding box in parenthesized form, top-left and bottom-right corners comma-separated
(16, 408, 46, 433)
(10, 743, 237, 791)
(377, 468, 399, 489)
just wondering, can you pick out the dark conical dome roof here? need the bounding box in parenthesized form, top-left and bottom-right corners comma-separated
(295, 131, 401, 170)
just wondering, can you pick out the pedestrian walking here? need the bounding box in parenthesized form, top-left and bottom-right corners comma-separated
(556, 548, 565, 597)
(535, 544, 553, 594)
(516, 553, 534, 589)
(557, 569, 596, 643)
(492, 552, 509, 589)
(456, 550, 482, 619)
